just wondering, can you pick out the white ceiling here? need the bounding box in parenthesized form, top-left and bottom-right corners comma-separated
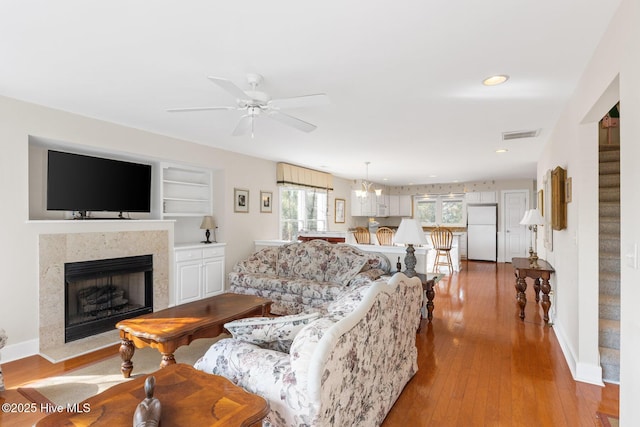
(0, 1, 620, 185)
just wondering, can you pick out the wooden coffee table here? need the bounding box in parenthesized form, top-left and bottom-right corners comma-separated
(35, 363, 270, 427)
(116, 293, 271, 378)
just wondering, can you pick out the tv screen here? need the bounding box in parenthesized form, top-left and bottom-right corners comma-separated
(47, 150, 152, 214)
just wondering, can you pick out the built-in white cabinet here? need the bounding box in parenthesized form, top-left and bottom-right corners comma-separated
(389, 194, 413, 217)
(350, 192, 389, 217)
(161, 163, 212, 218)
(174, 243, 225, 305)
(465, 191, 497, 204)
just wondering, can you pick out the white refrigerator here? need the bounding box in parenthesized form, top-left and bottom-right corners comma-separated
(467, 205, 497, 262)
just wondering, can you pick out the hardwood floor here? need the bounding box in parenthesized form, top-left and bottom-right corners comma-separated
(0, 261, 618, 426)
(383, 261, 619, 426)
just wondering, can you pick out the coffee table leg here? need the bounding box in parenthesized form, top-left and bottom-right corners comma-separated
(160, 353, 176, 368)
(119, 339, 135, 378)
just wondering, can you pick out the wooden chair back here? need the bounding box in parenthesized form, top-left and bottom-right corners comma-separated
(353, 227, 371, 244)
(376, 227, 395, 246)
(431, 227, 453, 250)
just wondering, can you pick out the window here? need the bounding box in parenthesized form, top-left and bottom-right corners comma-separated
(279, 187, 327, 240)
(414, 195, 466, 227)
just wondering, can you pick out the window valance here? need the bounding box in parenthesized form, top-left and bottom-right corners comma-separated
(276, 162, 333, 191)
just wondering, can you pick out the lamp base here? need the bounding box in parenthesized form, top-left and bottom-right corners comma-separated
(201, 229, 212, 244)
(404, 244, 417, 278)
(528, 251, 539, 268)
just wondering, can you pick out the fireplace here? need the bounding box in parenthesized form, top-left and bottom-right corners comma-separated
(65, 255, 153, 342)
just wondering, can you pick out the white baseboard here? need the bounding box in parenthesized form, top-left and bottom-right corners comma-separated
(1, 338, 39, 363)
(553, 321, 604, 386)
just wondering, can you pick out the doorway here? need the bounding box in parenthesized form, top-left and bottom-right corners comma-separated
(502, 190, 529, 262)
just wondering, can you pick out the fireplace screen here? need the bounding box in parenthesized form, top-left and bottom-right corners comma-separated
(65, 255, 153, 342)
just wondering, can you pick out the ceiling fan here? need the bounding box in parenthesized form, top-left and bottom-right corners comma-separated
(167, 73, 329, 137)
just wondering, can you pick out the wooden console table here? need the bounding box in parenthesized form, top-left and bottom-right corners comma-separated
(512, 257, 555, 323)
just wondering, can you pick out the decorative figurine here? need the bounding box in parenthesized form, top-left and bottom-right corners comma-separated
(133, 375, 161, 427)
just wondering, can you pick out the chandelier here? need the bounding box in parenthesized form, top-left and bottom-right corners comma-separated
(355, 162, 382, 199)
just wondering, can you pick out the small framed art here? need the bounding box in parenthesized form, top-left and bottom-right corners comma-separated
(335, 198, 345, 223)
(260, 191, 273, 213)
(234, 188, 249, 213)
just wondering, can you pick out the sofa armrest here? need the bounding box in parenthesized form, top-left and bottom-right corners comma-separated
(347, 268, 385, 287)
(194, 338, 318, 427)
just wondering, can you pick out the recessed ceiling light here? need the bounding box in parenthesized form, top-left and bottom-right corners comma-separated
(429, 175, 437, 178)
(496, 148, 508, 153)
(483, 75, 509, 86)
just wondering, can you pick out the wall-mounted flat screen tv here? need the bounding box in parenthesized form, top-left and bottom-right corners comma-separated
(47, 150, 152, 214)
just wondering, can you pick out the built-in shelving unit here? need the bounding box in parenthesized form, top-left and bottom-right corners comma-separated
(161, 163, 212, 218)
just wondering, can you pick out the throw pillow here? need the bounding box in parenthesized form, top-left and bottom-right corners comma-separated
(224, 311, 321, 353)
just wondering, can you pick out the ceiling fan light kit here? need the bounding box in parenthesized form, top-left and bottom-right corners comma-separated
(167, 73, 328, 137)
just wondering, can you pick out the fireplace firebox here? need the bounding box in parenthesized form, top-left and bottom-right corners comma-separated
(65, 255, 153, 342)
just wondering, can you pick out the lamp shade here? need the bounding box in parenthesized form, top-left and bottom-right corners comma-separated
(393, 218, 428, 245)
(520, 209, 544, 226)
(200, 215, 216, 230)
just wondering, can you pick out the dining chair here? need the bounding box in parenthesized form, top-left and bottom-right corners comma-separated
(376, 227, 395, 246)
(431, 227, 454, 274)
(353, 227, 371, 244)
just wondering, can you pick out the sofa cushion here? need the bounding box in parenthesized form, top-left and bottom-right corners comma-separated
(229, 272, 345, 300)
(277, 241, 332, 282)
(325, 244, 368, 285)
(232, 246, 278, 275)
(224, 311, 321, 353)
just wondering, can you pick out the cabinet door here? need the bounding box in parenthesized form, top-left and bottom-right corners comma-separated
(350, 191, 363, 216)
(175, 260, 202, 304)
(376, 194, 389, 217)
(398, 195, 413, 216)
(481, 191, 497, 203)
(465, 193, 481, 203)
(389, 195, 400, 216)
(202, 257, 224, 297)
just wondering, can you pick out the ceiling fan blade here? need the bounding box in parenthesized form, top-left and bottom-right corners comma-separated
(269, 111, 317, 133)
(232, 115, 253, 136)
(269, 93, 329, 110)
(167, 106, 236, 112)
(207, 76, 248, 100)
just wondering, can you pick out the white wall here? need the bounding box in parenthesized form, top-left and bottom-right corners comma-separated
(0, 95, 288, 358)
(537, 0, 640, 423)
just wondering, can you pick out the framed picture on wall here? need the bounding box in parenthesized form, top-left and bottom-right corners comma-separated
(543, 170, 553, 251)
(234, 188, 249, 213)
(335, 198, 345, 223)
(260, 191, 273, 213)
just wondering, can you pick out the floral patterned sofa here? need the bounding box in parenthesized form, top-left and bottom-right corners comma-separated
(229, 239, 391, 315)
(195, 272, 423, 427)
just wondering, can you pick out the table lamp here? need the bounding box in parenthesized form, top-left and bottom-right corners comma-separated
(393, 218, 427, 277)
(520, 209, 544, 268)
(200, 216, 217, 244)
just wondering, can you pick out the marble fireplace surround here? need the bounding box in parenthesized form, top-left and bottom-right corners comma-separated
(39, 230, 169, 360)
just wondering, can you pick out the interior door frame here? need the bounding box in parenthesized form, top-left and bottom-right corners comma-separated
(500, 189, 530, 263)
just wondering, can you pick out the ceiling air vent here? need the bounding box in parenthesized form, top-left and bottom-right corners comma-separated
(502, 129, 540, 140)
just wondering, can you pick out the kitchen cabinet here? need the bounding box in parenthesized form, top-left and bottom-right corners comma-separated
(389, 195, 413, 217)
(350, 191, 389, 217)
(465, 191, 497, 204)
(174, 243, 225, 305)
